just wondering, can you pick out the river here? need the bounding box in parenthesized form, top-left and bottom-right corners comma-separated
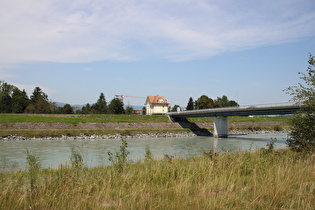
(0, 133, 288, 171)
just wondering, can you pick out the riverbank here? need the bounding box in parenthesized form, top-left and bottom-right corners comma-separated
(1, 148, 313, 209)
(0, 114, 290, 140)
(0, 129, 288, 141)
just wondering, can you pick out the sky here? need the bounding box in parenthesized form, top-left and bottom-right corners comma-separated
(1, 0, 315, 107)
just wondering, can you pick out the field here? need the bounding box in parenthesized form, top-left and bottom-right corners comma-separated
(0, 146, 314, 209)
(0, 113, 290, 124)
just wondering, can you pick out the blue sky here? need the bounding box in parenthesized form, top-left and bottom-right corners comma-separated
(1, 0, 315, 107)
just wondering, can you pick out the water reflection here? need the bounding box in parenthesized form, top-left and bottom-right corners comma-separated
(0, 133, 288, 171)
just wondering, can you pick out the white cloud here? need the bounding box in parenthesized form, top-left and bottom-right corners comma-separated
(0, 0, 314, 64)
(83, 67, 93, 71)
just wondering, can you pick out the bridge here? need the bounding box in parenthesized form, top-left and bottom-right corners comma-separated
(166, 102, 301, 138)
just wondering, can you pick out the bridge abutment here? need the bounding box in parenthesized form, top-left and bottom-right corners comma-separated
(213, 116, 228, 138)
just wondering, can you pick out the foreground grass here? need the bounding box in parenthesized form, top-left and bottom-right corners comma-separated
(1, 149, 314, 209)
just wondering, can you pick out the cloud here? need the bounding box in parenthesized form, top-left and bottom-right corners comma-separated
(83, 67, 93, 71)
(0, 0, 314, 64)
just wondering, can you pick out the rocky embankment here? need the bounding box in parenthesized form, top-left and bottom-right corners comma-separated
(0, 121, 284, 130)
(0, 121, 287, 140)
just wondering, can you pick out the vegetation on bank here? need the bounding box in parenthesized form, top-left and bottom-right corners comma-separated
(0, 141, 313, 209)
(0, 113, 170, 124)
(0, 113, 289, 124)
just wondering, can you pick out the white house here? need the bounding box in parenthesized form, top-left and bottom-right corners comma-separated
(145, 96, 169, 115)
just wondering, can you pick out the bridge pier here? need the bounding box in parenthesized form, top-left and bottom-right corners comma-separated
(213, 116, 228, 138)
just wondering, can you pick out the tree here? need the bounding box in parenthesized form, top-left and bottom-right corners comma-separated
(171, 104, 180, 112)
(285, 53, 315, 152)
(27, 87, 51, 113)
(214, 95, 239, 108)
(55, 104, 74, 114)
(81, 103, 91, 114)
(30, 87, 48, 103)
(0, 81, 14, 113)
(195, 95, 214, 109)
(93, 92, 108, 114)
(108, 98, 125, 114)
(142, 106, 146, 115)
(186, 97, 194, 110)
(125, 106, 134, 114)
(11, 88, 29, 113)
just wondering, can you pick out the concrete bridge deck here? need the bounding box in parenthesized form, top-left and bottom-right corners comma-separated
(166, 102, 301, 138)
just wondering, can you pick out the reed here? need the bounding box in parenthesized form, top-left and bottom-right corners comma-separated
(0, 149, 313, 209)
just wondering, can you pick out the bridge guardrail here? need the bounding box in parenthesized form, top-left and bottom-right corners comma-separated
(167, 101, 302, 115)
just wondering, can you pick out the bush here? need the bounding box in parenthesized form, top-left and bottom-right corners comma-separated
(285, 54, 315, 153)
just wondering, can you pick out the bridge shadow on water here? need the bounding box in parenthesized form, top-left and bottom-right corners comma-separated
(176, 118, 213, 137)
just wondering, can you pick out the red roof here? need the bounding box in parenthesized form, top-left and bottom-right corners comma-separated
(146, 96, 168, 105)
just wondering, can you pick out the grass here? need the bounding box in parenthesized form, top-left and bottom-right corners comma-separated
(0, 148, 314, 209)
(0, 114, 290, 124)
(0, 114, 170, 124)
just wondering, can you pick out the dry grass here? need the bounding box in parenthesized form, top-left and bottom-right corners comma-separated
(0, 149, 314, 209)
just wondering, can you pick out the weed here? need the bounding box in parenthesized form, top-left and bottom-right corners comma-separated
(164, 154, 174, 163)
(203, 149, 218, 160)
(26, 149, 41, 192)
(274, 125, 283, 131)
(144, 145, 153, 161)
(267, 138, 276, 151)
(70, 146, 84, 169)
(108, 138, 130, 172)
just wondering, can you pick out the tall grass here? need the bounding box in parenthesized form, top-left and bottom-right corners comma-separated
(0, 148, 313, 209)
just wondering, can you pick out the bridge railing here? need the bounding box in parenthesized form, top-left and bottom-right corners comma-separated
(167, 101, 301, 115)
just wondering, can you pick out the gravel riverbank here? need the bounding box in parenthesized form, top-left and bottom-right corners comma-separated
(0, 130, 288, 141)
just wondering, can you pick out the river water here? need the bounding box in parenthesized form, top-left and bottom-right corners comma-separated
(0, 133, 288, 171)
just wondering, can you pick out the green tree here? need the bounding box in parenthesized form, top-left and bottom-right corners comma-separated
(142, 106, 146, 115)
(61, 104, 74, 114)
(125, 106, 134, 114)
(26, 87, 51, 113)
(0, 81, 14, 113)
(171, 104, 180, 112)
(11, 88, 29, 113)
(30, 87, 48, 103)
(214, 95, 239, 108)
(93, 92, 108, 114)
(108, 98, 125, 114)
(81, 103, 91, 114)
(285, 53, 315, 152)
(195, 95, 214, 109)
(186, 97, 194, 110)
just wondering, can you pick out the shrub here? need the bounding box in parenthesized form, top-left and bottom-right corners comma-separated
(108, 138, 130, 172)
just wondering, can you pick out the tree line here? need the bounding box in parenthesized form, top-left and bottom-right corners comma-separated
(170, 95, 239, 112)
(0, 82, 51, 114)
(0, 82, 132, 114)
(0, 81, 239, 114)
